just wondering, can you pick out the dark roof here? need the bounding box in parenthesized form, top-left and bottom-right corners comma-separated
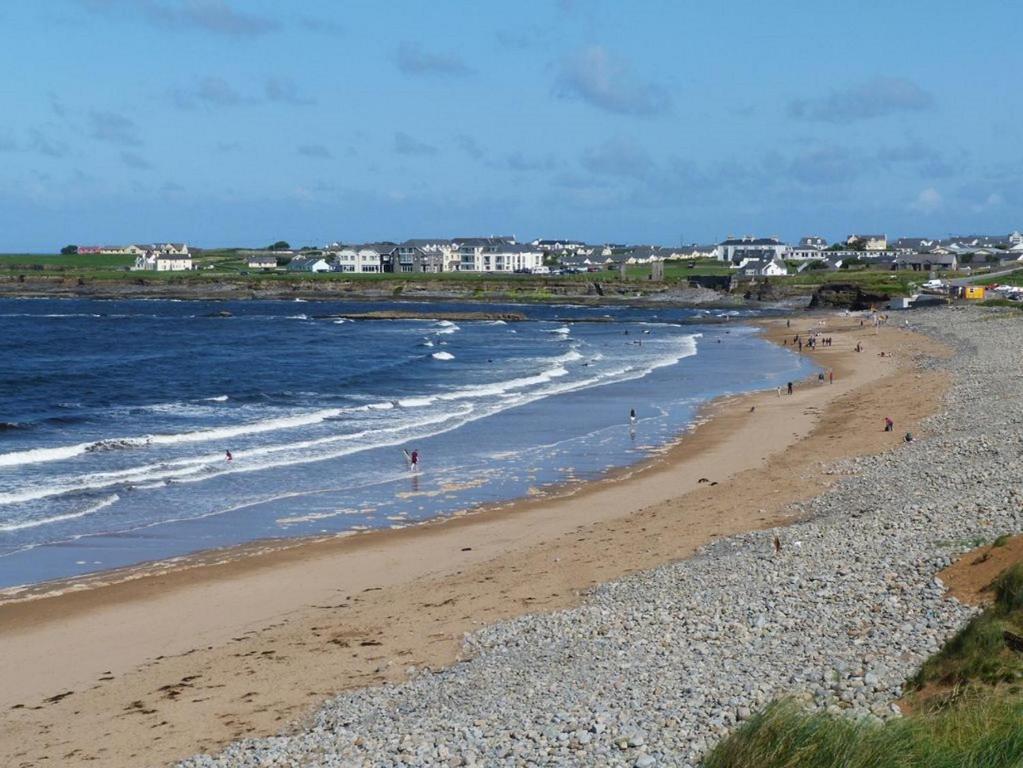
(719, 237, 784, 246)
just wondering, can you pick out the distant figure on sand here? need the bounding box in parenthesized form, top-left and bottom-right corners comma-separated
(905, 432, 914, 443)
(787, 381, 793, 395)
(884, 417, 894, 432)
(225, 450, 232, 462)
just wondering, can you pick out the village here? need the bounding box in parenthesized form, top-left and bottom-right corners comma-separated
(70, 231, 1023, 280)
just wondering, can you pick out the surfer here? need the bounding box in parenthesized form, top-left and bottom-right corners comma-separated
(225, 449, 232, 462)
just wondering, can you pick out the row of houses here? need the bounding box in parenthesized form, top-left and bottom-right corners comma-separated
(251, 238, 720, 275)
(79, 243, 190, 257)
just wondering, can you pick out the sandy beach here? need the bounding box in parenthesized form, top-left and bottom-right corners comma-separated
(0, 313, 950, 768)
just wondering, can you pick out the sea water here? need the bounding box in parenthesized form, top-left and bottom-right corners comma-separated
(0, 298, 813, 588)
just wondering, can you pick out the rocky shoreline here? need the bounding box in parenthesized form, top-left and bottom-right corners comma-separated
(179, 307, 1018, 768)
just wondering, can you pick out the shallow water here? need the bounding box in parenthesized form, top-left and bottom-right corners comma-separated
(0, 298, 813, 588)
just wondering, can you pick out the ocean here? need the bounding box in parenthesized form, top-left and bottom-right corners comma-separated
(0, 297, 813, 590)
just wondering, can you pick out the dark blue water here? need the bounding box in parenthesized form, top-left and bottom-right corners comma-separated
(0, 298, 813, 590)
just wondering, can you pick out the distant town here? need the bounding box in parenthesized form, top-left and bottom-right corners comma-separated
(66, 231, 1023, 278)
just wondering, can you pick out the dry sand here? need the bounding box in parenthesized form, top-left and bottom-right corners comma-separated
(0, 314, 951, 768)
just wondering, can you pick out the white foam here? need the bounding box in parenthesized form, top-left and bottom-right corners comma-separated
(203, 395, 229, 402)
(0, 494, 119, 532)
(431, 351, 455, 360)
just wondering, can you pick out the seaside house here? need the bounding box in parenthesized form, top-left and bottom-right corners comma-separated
(714, 236, 788, 264)
(737, 257, 788, 277)
(133, 249, 192, 271)
(287, 256, 332, 273)
(155, 253, 193, 271)
(246, 254, 278, 270)
(785, 236, 828, 260)
(894, 252, 958, 271)
(847, 234, 888, 251)
(382, 243, 446, 273)
(329, 244, 387, 273)
(452, 237, 516, 272)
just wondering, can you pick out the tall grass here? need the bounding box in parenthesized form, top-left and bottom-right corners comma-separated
(702, 696, 1023, 768)
(910, 564, 1023, 690)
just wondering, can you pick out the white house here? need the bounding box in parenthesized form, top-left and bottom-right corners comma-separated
(453, 237, 513, 271)
(846, 234, 888, 251)
(156, 242, 189, 256)
(492, 243, 544, 272)
(247, 254, 278, 270)
(287, 256, 332, 273)
(738, 257, 788, 277)
(714, 236, 788, 264)
(155, 253, 193, 271)
(330, 244, 386, 273)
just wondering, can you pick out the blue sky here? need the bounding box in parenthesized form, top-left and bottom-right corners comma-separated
(0, 0, 1019, 251)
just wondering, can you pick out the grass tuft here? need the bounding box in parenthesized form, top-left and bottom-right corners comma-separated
(702, 695, 1023, 768)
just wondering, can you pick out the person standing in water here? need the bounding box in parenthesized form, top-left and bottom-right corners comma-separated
(407, 449, 419, 472)
(225, 450, 232, 462)
(629, 408, 637, 426)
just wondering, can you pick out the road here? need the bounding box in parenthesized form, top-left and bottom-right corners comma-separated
(947, 265, 1023, 287)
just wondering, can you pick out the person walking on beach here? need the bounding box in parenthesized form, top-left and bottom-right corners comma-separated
(787, 381, 793, 395)
(818, 371, 825, 385)
(829, 370, 834, 385)
(403, 449, 419, 472)
(884, 417, 894, 432)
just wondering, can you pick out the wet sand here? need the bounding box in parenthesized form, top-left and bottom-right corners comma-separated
(0, 314, 951, 768)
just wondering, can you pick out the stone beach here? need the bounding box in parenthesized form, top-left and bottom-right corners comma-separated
(167, 307, 1018, 766)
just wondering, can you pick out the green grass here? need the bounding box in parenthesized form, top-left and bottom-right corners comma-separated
(0, 253, 135, 269)
(907, 564, 1023, 691)
(702, 695, 1023, 768)
(775, 269, 922, 296)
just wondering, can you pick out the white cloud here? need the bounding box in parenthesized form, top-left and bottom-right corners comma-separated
(911, 187, 942, 213)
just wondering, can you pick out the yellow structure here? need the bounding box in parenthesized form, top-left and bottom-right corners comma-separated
(964, 286, 986, 300)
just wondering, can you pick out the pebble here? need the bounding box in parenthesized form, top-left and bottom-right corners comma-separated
(177, 308, 1016, 768)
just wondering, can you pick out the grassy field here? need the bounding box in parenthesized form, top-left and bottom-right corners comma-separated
(0, 253, 136, 269)
(702, 562, 1023, 768)
(774, 269, 923, 296)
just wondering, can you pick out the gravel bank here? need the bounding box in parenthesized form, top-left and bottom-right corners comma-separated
(179, 307, 1019, 768)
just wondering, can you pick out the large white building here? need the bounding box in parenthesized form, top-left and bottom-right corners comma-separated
(453, 237, 542, 272)
(330, 245, 386, 273)
(714, 236, 788, 264)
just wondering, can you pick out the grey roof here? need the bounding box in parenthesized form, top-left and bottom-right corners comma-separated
(848, 234, 886, 240)
(798, 236, 828, 248)
(155, 253, 191, 260)
(719, 237, 784, 246)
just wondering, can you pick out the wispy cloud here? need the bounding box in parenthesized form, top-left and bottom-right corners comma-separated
(79, 0, 279, 37)
(121, 150, 152, 169)
(506, 151, 557, 172)
(454, 135, 485, 160)
(29, 128, 68, 158)
(172, 76, 245, 108)
(394, 131, 438, 156)
(910, 187, 942, 213)
(394, 42, 472, 77)
(89, 110, 142, 146)
(555, 46, 670, 117)
(875, 139, 957, 177)
(297, 143, 332, 159)
(581, 137, 655, 179)
(264, 77, 315, 105)
(789, 76, 934, 122)
(298, 15, 343, 34)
